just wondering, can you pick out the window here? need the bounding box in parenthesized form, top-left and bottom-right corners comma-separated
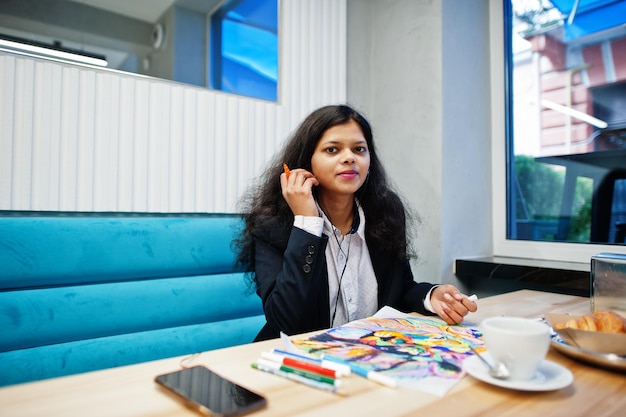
(489, 0, 626, 265)
(496, 0, 626, 263)
(210, 0, 278, 101)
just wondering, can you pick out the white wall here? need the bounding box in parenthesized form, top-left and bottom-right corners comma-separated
(441, 0, 492, 283)
(0, 0, 347, 213)
(347, 0, 492, 286)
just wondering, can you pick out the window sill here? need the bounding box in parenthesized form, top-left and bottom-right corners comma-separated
(455, 256, 589, 297)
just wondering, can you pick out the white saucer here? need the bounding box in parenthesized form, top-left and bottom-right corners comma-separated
(463, 354, 573, 391)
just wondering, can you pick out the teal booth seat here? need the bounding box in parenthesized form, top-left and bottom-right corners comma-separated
(0, 213, 264, 386)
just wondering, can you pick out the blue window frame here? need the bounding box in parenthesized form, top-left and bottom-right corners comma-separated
(210, 0, 278, 101)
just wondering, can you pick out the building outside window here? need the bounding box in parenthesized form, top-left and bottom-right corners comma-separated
(506, 0, 626, 248)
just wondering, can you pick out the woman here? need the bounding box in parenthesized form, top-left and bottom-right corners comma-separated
(235, 104, 477, 341)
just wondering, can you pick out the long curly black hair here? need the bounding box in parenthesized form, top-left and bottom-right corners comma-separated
(234, 104, 417, 287)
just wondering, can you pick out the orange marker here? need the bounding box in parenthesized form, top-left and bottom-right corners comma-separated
(283, 162, 291, 179)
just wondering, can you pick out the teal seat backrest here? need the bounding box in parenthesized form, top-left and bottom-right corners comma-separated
(0, 214, 243, 289)
(0, 213, 264, 386)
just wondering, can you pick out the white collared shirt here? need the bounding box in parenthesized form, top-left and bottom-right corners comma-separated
(294, 202, 377, 327)
(293, 203, 435, 327)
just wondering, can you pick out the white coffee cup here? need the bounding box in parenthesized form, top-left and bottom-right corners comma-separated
(481, 316, 551, 380)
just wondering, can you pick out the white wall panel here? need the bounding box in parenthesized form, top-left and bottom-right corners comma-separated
(0, 56, 15, 207)
(0, 0, 347, 213)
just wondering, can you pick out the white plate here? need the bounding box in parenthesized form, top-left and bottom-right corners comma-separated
(463, 354, 573, 391)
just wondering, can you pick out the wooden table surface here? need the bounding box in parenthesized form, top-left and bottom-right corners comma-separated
(1, 290, 625, 417)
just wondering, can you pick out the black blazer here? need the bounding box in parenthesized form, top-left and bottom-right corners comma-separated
(253, 224, 435, 341)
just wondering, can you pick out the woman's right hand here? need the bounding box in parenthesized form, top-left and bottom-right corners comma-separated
(280, 168, 319, 216)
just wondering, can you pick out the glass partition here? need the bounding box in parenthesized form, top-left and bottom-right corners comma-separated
(0, 0, 278, 101)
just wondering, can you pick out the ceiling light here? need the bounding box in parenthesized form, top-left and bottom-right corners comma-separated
(0, 34, 107, 67)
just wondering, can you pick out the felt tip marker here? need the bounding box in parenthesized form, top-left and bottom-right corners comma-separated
(321, 355, 397, 388)
(261, 352, 338, 378)
(271, 349, 351, 377)
(271, 348, 319, 363)
(283, 162, 291, 179)
(255, 359, 340, 387)
(251, 363, 343, 395)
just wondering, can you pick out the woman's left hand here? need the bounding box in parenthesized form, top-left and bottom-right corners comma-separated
(430, 285, 478, 324)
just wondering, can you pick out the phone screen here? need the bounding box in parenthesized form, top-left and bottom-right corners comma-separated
(155, 366, 267, 417)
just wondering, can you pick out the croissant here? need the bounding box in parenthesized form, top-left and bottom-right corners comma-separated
(554, 310, 626, 334)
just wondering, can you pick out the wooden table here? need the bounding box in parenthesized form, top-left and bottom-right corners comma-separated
(1, 290, 625, 417)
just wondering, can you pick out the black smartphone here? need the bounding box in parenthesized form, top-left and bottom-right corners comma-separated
(155, 366, 267, 417)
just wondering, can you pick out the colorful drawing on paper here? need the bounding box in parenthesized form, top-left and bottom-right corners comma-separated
(291, 316, 484, 396)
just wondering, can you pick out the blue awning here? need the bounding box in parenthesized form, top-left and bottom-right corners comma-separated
(549, 0, 626, 41)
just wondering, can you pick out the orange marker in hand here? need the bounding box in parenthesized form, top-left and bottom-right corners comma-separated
(283, 162, 291, 179)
